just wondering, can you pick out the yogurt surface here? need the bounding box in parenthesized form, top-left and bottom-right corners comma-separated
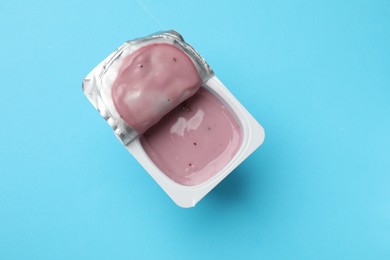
(112, 43, 202, 134)
(141, 88, 242, 186)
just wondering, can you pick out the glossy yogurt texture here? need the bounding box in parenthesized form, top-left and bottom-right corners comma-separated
(141, 88, 242, 186)
(112, 44, 202, 134)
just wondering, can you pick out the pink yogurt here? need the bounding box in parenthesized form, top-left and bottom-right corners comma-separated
(112, 44, 202, 134)
(141, 88, 242, 186)
(112, 43, 242, 186)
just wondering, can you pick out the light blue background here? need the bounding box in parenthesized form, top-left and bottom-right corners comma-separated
(1, 0, 389, 259)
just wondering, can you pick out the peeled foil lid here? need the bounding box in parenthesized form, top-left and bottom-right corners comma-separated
(82, 30, 214, 145)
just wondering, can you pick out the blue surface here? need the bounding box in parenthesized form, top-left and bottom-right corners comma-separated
(1, 0, 389, 259)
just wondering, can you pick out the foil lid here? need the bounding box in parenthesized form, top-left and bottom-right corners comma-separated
(82, 30, 214, 145)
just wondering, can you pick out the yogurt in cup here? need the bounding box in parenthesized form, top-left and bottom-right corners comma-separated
(82, 31, 265, 207)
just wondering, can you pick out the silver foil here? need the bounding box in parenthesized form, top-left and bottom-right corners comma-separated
(82, 30, 214, 145)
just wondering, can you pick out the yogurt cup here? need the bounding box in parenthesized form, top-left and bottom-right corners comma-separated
(82, 30, 265, 207)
